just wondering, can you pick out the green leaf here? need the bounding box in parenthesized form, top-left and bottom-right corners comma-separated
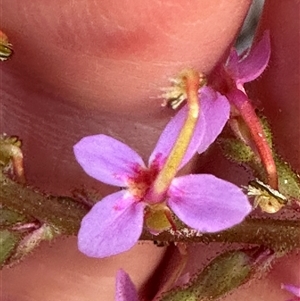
(0, 230, 21, 266)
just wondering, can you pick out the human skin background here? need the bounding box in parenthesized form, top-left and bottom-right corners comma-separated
(0, 0, 299, 300)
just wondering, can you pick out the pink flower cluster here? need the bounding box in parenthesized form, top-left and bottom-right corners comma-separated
(74, 33, 271, 259)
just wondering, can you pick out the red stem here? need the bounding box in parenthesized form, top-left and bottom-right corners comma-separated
(228, 89, 278, 189)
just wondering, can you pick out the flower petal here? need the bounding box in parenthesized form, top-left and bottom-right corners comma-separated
(237, 31, 271, 84)
(282, 284, 300, 298)
(148, 100, 204, 169)
(78, 191, 145, 258)
(168, 174, 251, 232)
(74, 135, 145, 186)
(149, 87, 229, 169)
(115, 269, 139, 301)
(197, 86, 230, 154)
(150, 89, 209, 169)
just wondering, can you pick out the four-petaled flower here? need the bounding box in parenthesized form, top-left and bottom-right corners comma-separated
(74, 86, 252, 258)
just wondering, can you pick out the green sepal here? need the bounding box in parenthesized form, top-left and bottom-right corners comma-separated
(219, 115, 300, 201)
(275, 156, 300, 200)
(219, 137, 256, 164)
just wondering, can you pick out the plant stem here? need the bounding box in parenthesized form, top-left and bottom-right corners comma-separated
(142, 217, 300, 252)
(149, 69, 200, 202)
(0, 173, 89, 235)
(228, 89, 278, 189)
(1, 172, 299, 251)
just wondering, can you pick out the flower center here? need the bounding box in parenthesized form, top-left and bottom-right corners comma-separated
(127, 161, 161, 200)
(209, 65, 236, 95)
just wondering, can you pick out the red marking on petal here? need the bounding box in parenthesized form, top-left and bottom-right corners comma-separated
(127, 161, 161, 201)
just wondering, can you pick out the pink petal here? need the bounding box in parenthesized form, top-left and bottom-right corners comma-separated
(148, 98, 205, 169)
(74, 135, 145, 186)
(197, 86, 230, 154)
(78, 191, 145, 258)
(167, 174, 251, 232)
(237, 31, 271, 84)
(115, 269, 139, 301)
(149, 86, 228, 169)
(282, 284, 300, 298)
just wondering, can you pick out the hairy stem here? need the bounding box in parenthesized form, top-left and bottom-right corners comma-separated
(1, 172, 299, 252)
(0, 173, 89, 235)
(142, 217, 300, 252)
(228, 89, 278, 189)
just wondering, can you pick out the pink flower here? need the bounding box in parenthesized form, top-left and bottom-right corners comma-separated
(208, 31, 271, 132)
(207, 31, 278, 189)
(74, 87, 251, 258)
(282, 284, 300, 301)
(115, 269, 138, 301)
(210, 30, 271, 96)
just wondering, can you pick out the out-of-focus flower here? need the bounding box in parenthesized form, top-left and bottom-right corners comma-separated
(115, 269, 138, 301)
(282, 283, 300, 301)
(74, 86, 251, 258)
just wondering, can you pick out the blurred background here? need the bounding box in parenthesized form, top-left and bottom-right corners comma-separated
(236, 0, 265, 51)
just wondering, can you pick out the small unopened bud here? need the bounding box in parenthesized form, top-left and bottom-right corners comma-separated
(0, 135, 25, 182)
(8, 224, 56, 265)
(0, 224, 56, 268)
(0, 30, 13, 61)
